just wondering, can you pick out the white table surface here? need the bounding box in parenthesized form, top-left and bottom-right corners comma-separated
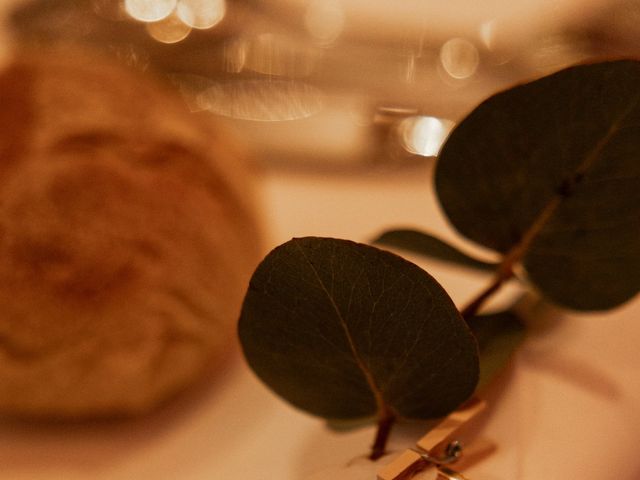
(0, 163, 638, 480)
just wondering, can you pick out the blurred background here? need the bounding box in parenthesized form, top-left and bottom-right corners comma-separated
(6, 0, 640, 171)
(1, 2, 640, 480)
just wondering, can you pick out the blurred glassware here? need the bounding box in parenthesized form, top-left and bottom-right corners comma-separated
(7, 0, 634, 169)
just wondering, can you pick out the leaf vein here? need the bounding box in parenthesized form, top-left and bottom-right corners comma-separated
(294, 242, 386, 414)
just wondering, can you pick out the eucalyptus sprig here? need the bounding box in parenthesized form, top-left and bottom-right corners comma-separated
(238, 60, 640, 460)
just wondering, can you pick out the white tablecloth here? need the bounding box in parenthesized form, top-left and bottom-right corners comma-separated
(1, 164, 637, 480)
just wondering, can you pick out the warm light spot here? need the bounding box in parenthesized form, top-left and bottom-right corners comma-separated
(479, 20, 495, 50)
(304, 0, 345, 45)
(398, 116, 455, 157)
(440, 38, 480, 80)
(479, 20, 514, 66)
(124, 0, 176, 22)
(196, 80, 324, 121)
(146, 11, 192, 43)
(176, 0, 226, 29)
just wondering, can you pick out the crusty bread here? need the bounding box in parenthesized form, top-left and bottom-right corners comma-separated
(0, 51, 262, 418)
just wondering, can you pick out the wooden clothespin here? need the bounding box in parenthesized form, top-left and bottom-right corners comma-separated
(376, 398, 486, 480)
(435, 467, 470, 480)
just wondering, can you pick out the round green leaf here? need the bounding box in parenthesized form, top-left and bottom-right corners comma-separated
(238, 237, 479, 421)
(468, 310, 526, 389)
(373, 228, 498, 273)
(436, 61, 640, 310)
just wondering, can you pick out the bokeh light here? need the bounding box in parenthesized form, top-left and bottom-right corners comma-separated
(479, 19, 515, 66)
(304, 0, 345, 45)
(176, 0, 226, 29)
(439, 38, 480, 80)
(398, 116, 455, 157)
(146, 11, 191, 44)
(479, 20, 496, 51)
(124, 0, 176, 22)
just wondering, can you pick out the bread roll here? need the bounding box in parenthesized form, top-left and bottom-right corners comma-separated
(0, 51, 262, 418)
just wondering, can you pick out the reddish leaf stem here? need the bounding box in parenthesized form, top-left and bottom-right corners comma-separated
(461, 192, 564, 320)
(461, 265, 515, 321)
(370, 407, 397, 460)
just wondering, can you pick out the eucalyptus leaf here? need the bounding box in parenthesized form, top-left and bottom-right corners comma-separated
(239, 237, 479, 421)
(468, 311, 526, 389)
(373, 229, 498, 273)
(436, 61, 640, 310)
